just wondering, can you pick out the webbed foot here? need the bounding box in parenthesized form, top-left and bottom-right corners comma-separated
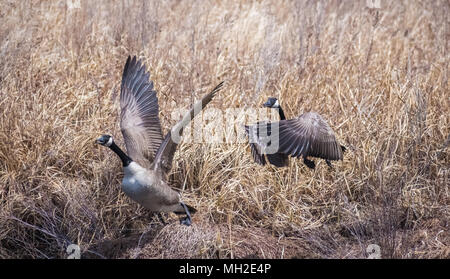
(180, 216, 192, 226)
(179, 202, 192, 226)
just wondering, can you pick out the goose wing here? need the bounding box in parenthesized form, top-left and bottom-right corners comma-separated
(266, 152, 289, 167)
(153, 81, 224, 174)
(278, 112, 343, 160)
(120, 56, 164, 168)
(245, 124, 267, 165)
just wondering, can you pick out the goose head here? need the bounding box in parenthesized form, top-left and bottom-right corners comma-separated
(96, 134, 113, 147)
(263, 97, 280, 108)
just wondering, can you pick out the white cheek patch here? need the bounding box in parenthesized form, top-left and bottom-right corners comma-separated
(106, 137, 113, 147)
(274, 100, 280, 108)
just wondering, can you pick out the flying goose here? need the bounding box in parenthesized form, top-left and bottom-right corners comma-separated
(245, 97, 346, 169)
(96, 56, 224, 226)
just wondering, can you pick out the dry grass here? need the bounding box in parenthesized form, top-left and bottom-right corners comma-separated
(0, 0, 448, 258)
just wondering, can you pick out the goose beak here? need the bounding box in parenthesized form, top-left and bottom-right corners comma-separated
(95, 137, 103, 145)
(263, 101, 271, 107)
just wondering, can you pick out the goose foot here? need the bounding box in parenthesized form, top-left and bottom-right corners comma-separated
(179, 202, 192, 226)
(180, 216, 192, 226)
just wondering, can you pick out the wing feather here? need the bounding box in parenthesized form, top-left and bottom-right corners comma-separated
(120, 56, 164, 168)
(245, 112, 343, 166)
(245, 124, 267, 165)
(152, 81, 224, 174)
(278, 112, 343, 160)
(245, 122, 289, 167)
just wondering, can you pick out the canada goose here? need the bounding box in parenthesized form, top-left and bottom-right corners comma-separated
(96, 56, 224, 226)
(245, 97, 346, 169)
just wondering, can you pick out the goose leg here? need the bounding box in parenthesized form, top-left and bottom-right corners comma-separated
(326, 160, 333, 169)
(179, 202, 192, 226)
(303, 157, 316, 169)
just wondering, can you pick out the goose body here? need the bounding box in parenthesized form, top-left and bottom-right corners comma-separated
(97, 56, 223, 225)
(245, 97, 345, 169)
(122, 162, 175, 212)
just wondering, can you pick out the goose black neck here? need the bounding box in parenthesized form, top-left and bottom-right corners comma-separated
(277, 106, 286, 120)
(109, 142, 132, 167)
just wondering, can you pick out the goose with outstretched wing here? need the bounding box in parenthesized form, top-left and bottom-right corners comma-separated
(245, 97, 346, 169)
(96, 56, 224, 225)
